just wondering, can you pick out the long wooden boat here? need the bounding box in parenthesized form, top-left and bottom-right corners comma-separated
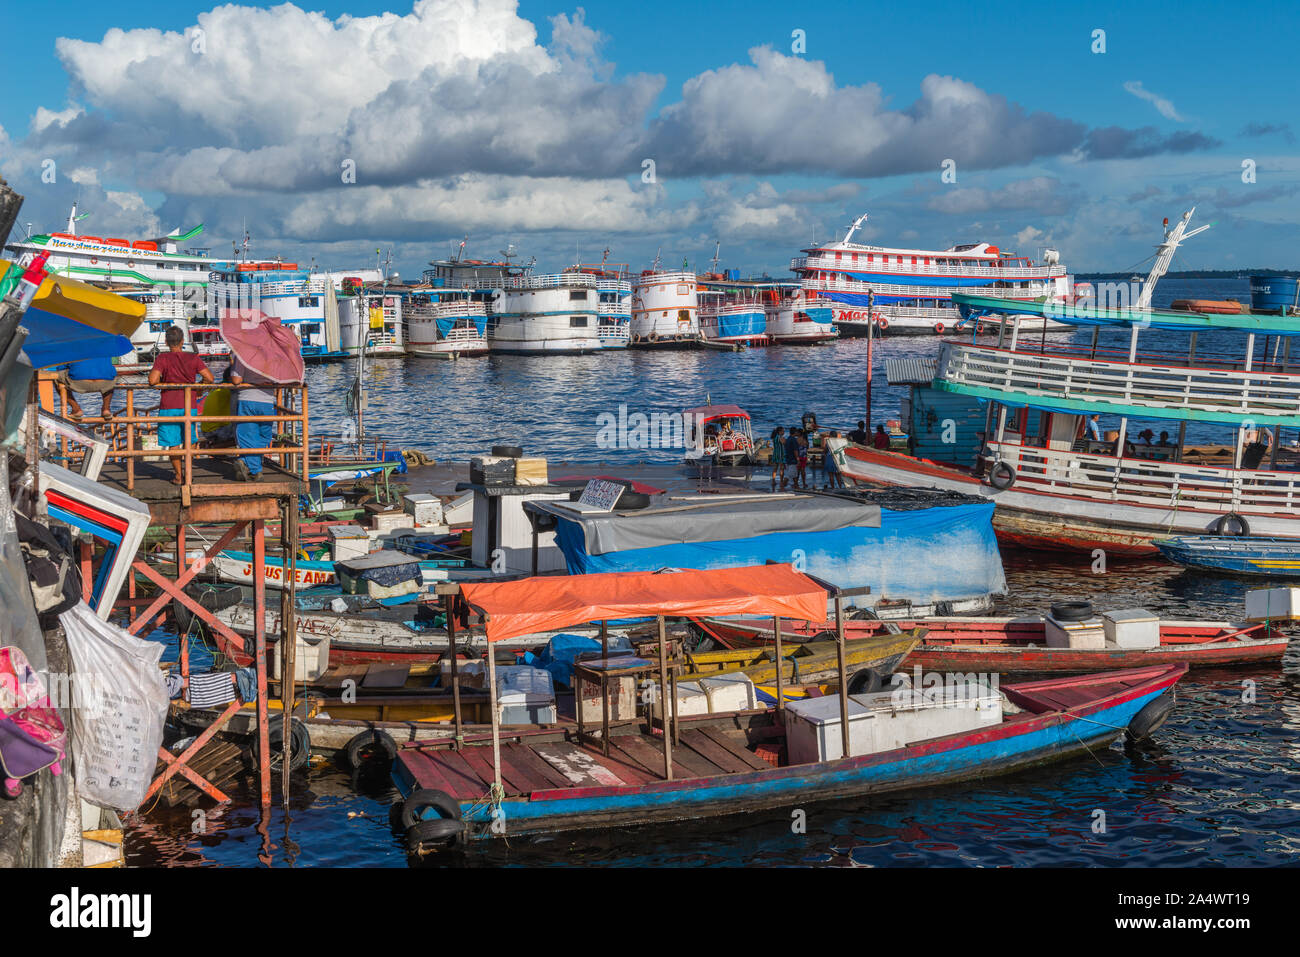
(392, 664, 1187, 846)
(1154, 535, 1300, 578)
(695, 614, 1289, 673)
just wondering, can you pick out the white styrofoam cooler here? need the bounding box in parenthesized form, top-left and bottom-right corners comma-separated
(698, 673, 758, 712)
(272, 632, 331, 682)
(578, 675, 638, 722)
(1044, 615, 1106, 650)
(651, 680, 710, 719)
(1103, 608, 1161, 649)
(403, 493, 444, 526)
(783, 695, 878, 764)
(851, 684, 1002, 752)
(1245, 587, 1300, 621)
(495, 665, 557, 725)
(328, 523, 370, 562)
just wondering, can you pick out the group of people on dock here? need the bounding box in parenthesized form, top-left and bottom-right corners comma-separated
(768, 418, 893, 491)
(57, 326, 280, 486)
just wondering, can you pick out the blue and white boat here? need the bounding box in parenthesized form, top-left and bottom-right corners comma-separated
(207, 262, 347, 361)
(1154, 535, 1300, 578)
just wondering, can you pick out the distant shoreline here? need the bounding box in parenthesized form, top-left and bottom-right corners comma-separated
(1078, 270, 1299, 280)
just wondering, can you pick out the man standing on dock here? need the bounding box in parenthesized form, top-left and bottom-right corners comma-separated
(229, 357, 277, 482)
(149, 325, 213, 486)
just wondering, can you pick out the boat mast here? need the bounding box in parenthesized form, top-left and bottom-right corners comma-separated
(1135, 208, 1210, 309)
(842, 212, 870, 246)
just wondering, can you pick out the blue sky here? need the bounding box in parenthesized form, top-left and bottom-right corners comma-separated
(2, 0, 1296, 276)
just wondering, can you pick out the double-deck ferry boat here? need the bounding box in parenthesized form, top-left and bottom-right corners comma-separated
(630, 265, 702, 348)
(403, 288, 489, 358)
(764, 284, 838, 344)
(836, 209, 1300, 554)
(698, 275, 768, 346)
(340, 283, 404, 357)
(562, 261, 631, 349)
(489, 272, 603, 354)
(5, 204, 219, 314)
(792, 213, 1072, 336)
(208, 263, 347, 362)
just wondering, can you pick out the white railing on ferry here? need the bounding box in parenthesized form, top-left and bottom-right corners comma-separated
(804, 278, 1055, 300)
(940, 342, 1300, 420)
(987, 440, 1300, 514)
(792, 255, 1067, 281)
(405, 300, 486, 319)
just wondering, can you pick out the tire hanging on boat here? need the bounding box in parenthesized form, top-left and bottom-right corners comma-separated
(266, 716, 312, 772)
(987, 461, 1016, 490)
(1212, 512, 1250, 537)
(344, 728, 398, 770)
(1126, 690, 1176, 742)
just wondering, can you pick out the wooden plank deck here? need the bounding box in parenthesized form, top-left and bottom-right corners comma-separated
(97, 459, 305, 523)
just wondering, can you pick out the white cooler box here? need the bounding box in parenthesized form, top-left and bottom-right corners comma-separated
(850, 684, 1002, 752)
(698, 673, 758, 713)
(328, 523, 370, 562)
(272, 632, 330, 682)
(495, 666, 557, 725)
(404, 493, 444, 526)
(651, 680, 710, 720)
(1245, 587, 1300, 621)
(784, 695, 878, 764)
(1045, 614, 1105, 650)
(1103, 608, 1160, 649)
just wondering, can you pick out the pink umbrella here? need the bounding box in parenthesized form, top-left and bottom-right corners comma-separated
(218, 308, 305, 383)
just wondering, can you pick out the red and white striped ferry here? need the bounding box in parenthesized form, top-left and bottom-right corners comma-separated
(791, 213, 1072, 336)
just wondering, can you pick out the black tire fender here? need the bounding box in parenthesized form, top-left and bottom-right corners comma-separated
(401, 788, 461, 829)
(846, 668, 885, 695)
(345, 729, 398, 770)
(491, 445, 523, 458)
(1050, 601, 1094, 622)
(988, 461, 1016, 490)
(1126, 690, 1176, 743)
(405, 817, 463, 852)
(266, 716, 311, 772)
(1212, 512, 1250, 537)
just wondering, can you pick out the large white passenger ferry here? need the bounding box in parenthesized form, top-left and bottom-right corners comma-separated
(488, 273, 603, 354)
(207, 263, 346, 362)
(404, 288, 490, 359)
(5, 205, 220, 315)
(792, 213, 1071, 336)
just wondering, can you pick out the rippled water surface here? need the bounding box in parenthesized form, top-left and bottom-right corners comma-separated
(127, 280, 1300, 867)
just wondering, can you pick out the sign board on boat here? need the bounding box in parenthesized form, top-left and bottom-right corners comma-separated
(577, 479, 625, 511)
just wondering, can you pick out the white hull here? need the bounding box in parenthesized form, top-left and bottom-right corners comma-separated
(211, 554, 337, 590)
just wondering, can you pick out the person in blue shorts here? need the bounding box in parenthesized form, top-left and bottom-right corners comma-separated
(148, 326, 212, 485)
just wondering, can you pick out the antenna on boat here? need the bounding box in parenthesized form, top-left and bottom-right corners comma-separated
(500, 243, 517, 266)
(843, 212, 869, 245)
(455, 236, 467, 264)
(709, 241, 721, 275)
(651, 247, 662, 272)
(1135, 208, 1210, 309)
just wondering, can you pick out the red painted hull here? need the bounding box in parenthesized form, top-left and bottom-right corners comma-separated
(697, 617, 1290, 674)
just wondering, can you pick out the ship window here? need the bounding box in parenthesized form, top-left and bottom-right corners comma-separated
(569, 290, 587, 301)
(835, 251, 842, 260)
(912, 257, 917, 264)
(570, 316, 588, 327)
(851, 253, 858, 262)
(299, 296, 319, 307)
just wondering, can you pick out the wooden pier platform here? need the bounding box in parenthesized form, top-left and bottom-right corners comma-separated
(97, 459, 305, 523)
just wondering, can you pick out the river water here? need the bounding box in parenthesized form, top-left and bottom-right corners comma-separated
(127, 279, 1300, 867)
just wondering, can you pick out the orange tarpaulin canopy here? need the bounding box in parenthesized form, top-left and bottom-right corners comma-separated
(459, 565, 829, 644)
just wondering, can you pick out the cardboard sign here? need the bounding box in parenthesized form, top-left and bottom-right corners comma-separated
(577, 479, 625, 511)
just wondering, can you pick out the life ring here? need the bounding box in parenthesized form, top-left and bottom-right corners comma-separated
(875, 315, 889, 331)
(1126, 690, 1176, 743)
(1212, 512, 1250, 537)
(987, 461, 1016, 490)
(649, 331, 658, 341)
(934, 322, 945, 334)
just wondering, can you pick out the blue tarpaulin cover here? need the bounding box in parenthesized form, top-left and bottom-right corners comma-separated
(20, 308, 134, 369)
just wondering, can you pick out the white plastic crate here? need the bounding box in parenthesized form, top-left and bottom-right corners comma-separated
(783, 695, 877, 764)
(495, 666, 557, 725)
(651, 680, 710, 719)
(1245, 587, 1300, 621)
(1103, 608, 1160, 649)
(698, 673, 758, 713)
(1045, 615, 1105, 650)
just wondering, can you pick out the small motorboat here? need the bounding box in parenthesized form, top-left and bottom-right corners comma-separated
(683, 403, 758, 473)
(1154, 535, 1300, 578)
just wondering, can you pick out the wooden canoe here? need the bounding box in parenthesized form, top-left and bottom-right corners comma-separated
(392, 664, 1187, 844)
(695, 615, 1290, 673)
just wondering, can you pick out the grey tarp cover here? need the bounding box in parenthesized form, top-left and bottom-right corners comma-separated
(534, 494, 882, 556)
(333, 550, 423, 587)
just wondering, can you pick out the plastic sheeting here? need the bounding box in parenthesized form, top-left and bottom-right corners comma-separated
(552, 500, 1007, 606)
(459, 565, 829, 644)
(0, 456, 46, 684)
(536, 495, 882, 556)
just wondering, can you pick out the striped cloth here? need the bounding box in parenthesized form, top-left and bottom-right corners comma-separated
(186, 671, 236, 708)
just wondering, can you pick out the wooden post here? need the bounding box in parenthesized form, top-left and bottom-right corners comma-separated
(835, 596, 850, 759)
(772, 616, 785, 713)
(600, 620, 610, 756)
(486, 644, 502, 793)
(253, 519, 271, 810)
(657, 614, 673, 781)
(445, 594, 462, 746)
(281, 499, 298, 797)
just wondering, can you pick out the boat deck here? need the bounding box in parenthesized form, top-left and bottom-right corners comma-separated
(400, 724, 772, 799)
(97, 458, 306, 523)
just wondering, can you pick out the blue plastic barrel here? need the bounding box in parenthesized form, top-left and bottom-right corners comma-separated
(1250, 275, 1299, 313)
